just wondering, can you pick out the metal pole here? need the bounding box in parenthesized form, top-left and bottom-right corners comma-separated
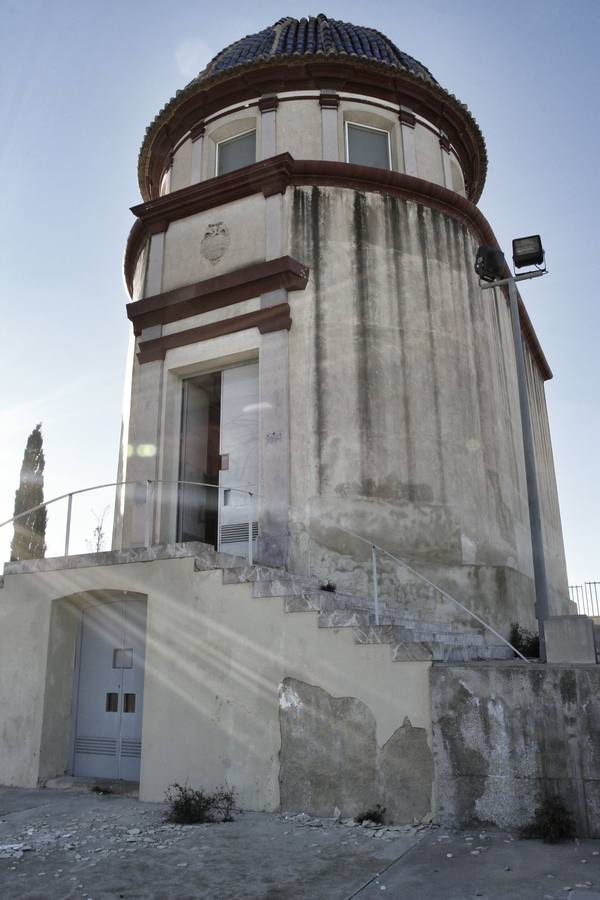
(372, 545, 380, 626)
(64, 494, 73, 557)
(507, 276, 550, 659)
(144, 480, 153, 549)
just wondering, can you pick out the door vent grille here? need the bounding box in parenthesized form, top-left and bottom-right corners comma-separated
(75, 737, 117, 756)
(220, 521, 258, 543)
(120, 739, 142, 758)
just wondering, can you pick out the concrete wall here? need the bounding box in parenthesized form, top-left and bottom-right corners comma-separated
(0, 555, 432, 821)
(286, 185, 569, 629)
(0, 583, 51, 785)
(432, 663, 600, 837)
(277, 98, 322, 161)
(162, 194, 266, 293)
(525, 345, 570, 614)
(38, 598, 79, 781)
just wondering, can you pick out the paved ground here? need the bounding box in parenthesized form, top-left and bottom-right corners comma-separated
(1, 785, 600, 899)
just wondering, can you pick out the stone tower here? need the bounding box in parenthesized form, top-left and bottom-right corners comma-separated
(115, 14, 569, 632)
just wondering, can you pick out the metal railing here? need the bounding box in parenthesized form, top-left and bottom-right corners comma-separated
(570, 582, 600, 618)
(1, 480, 525, 660)
(0, 479, 256, 564)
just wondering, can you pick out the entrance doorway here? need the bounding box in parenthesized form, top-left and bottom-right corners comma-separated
(178, 362, 258, 558)
(72, 596, 146, 780)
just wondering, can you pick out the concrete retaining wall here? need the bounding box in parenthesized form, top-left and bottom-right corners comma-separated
(431, 662, 600, 836)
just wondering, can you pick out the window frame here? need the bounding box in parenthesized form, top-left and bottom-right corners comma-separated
(344, 120, 392, 171)
(215, 128, 257, 177)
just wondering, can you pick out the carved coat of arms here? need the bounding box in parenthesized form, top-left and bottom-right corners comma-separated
(201, 222, 230, 264)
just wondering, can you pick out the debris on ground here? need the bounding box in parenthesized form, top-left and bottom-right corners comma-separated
(276, 810, 437, 841)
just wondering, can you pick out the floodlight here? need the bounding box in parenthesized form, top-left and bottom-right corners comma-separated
(474, 245, 506, 282)
(512, 235, 544, 268)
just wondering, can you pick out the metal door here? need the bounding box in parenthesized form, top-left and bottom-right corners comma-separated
(73, 597, 146, 780)
(218, 363, 259, 558)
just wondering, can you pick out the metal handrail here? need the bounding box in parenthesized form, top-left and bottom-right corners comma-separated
(1, 479, 256, 563)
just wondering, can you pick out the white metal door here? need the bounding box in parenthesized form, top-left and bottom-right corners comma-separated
(73, 597, 146, 780)
(218, 363, 259, 557)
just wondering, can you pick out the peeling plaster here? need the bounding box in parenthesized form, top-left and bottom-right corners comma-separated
(279, 677, 432, 822)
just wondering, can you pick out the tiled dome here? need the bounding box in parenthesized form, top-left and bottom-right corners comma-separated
(193, 15, 437, 86)
(137, 13, 488, 203)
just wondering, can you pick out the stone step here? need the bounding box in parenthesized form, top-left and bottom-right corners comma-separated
(353, 624, 486, 646)
(395, 626, 486, 645)
(251, 575, 326, 598)
(318, 609, 372, 629)
(222, 564, 288, 584)
(194, 547, 249, 572)
(391, 640, 511, 663)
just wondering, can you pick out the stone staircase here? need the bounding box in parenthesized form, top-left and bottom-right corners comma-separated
(194, 546, 514, 663)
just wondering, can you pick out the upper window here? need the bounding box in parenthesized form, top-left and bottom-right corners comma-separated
(346, 122, 391, 170)
(216, 130, 256, 176)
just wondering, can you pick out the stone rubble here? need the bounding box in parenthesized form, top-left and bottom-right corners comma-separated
(276, 810, 437, 842)
(0, 800, 194, 870)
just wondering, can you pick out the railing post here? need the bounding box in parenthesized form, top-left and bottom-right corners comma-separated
(372, 544, 380, 626)
(64, 494, 73, 557)
(144, 480, 153, 549)
(247, 494, 253, 565)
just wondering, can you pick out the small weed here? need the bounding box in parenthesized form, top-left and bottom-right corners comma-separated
(165, 783, 236, 824)
(90, 784, 113, 795)
(509, 622, 540, 658)
(320, 580, 337, 593)
(520, 795, 576, 843)
(355, 804, 386, 825)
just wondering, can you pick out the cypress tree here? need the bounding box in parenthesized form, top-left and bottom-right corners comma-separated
(10, 423, 47, 561)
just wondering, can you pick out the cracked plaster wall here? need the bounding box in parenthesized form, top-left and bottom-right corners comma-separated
(432, 664, 600, 837)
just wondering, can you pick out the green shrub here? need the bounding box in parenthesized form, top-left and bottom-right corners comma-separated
(319, 580, 337, 593)
(165, 783, 236, 824)
(355, 804, 386, 825)
(90, 784, 113, 795)
(520, 795, 576, 843)
(509, 622, 540, 658)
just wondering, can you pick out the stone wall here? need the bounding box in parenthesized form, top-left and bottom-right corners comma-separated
(431, 662, 600, 837)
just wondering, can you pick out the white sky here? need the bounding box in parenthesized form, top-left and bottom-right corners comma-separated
(1, 0, 598, 583)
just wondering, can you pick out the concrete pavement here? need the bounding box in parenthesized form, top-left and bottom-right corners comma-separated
(1, 786, 600, 899)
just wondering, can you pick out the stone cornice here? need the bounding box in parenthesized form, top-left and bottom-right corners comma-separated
(127, 254, 308, 335)
(124, 154, 551, 380)
(136, 302, 292, 363)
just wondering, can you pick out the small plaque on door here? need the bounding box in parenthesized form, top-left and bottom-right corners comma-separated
(220, 453, 229, 470)
(113, 648, 133, 669)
